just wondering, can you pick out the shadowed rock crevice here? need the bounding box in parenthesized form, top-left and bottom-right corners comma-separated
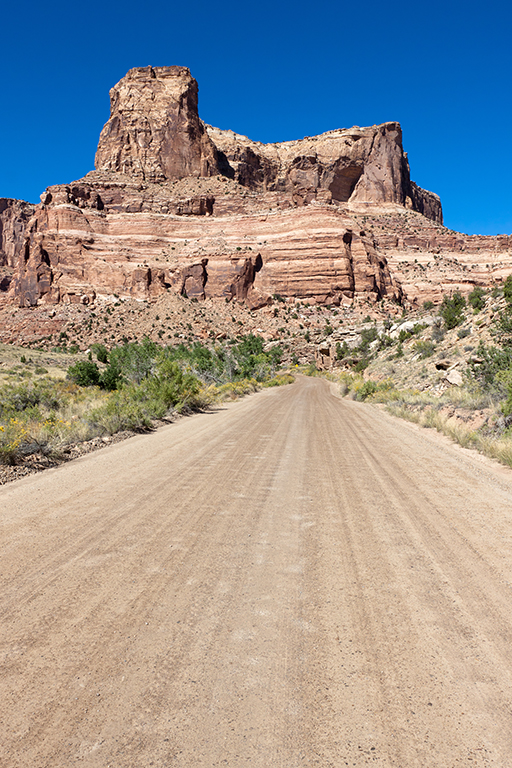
(329, 164, 364, 203)
(180, 259, 209, 300)
(228, 254, 267, 308)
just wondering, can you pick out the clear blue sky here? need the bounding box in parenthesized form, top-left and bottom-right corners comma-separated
(1, 0, 511, 235)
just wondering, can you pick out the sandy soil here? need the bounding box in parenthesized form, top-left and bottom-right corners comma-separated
(2, 377, 512, 766)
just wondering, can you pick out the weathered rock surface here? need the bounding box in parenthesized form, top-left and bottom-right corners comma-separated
(93, 66, 441, 221)
(0, 199, 35, 300)
(1, 65, 510, 318)
(206, 122, 442, 221)
(95, 66, 219, 182)
(346, 205, 512, 306)
(8, 177, 403, 309)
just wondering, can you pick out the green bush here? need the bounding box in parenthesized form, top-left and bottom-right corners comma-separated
(440, 292, 466, 329)
(467, 343, 512, 387)
(468, 286, 486, 312)
(67, 360, 101, 387)
(357, 381, 378, 400)
(358, 326, 378, 353)
(336, 341, 350, 359)
(109, 338, 158, 384)
(504, 275, 512, 305)
(91, 343, 109, 363)
(414, 340, 435, 358)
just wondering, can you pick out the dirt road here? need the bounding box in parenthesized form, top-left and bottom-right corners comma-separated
(2, 377, 512, 767)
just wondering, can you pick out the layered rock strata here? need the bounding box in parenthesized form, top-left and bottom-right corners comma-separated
(9, 64, 506, 314)
(206, 122, 442, 222)
(10, 179, 403, 309)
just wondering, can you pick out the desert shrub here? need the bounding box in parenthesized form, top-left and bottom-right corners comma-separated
(164, 334, 282, 383)
(467, 343, 512, 388)
(67, 360, 101, 387)
(336, 341, 351, 359)
(358, 326, 378, 354)
(423, 300, 434, 310)
(431, 319, 445, 343)
(440, 292, 466, 329)
(504, 275, 512, 305)
(356, 381, 378, 400)
(355, 379, 395, 402)
(468, 286, 486, 312)
(491, 308, 512, 345)
(378, 334, 394, 350)
(414, 340, 435, 358)
(398, 328, 412, 343)
(457, 327, 471, 339)
(100, 361, 123, 391)
(0, 380, 66, 417)
(495, 368, 512, 416)
(353, 358, 370, 372)
(88, 390, 156, 433)
(109, 338, 159, 384)
(0, 419, 30, 465)
(91, 343, 109, 363)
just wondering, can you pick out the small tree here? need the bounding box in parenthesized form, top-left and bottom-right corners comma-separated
(67, 360, 101, 387)
(468, 286, 486, 312)
(504, 275, 512, 305)
(440, 292, 466, 329)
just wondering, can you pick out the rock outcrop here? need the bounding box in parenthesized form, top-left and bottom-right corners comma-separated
(8, 179, 403, 308)
(95, 66, 219, 182)
(207, 123, 442, 222)
(93, 66, 442, 219)
(11, 64, 510, 316)
(0, 199, 35, 300)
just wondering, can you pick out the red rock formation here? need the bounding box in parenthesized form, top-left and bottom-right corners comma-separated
(207, 122, 442, 223)
(0, 199, 35, 300)
(6, 182, 402, 308)
(95, 66, 218, 181)
(6, 65, 510, 317)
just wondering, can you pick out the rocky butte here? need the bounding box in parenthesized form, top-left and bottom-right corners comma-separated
(0, 65, 510, 320)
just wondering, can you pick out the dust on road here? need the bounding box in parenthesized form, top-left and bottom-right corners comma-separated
(2, 376, 512, 766)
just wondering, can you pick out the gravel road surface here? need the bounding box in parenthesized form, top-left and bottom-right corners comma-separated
(2, 376, 512, 767)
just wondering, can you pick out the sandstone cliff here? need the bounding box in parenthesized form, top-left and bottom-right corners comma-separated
(93, 67, 441, 218)
(9, 175, 403, 309)
(0, 199, 35, 301)
(206, 122, 442, 221)
(7, 64, 505, 317)
(95, 66, 219, 181)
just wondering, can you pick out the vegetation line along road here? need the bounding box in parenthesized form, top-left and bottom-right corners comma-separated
(1, 377, 512, 766)
(319, 276, 512, 469)
(0, 333, 291, 477)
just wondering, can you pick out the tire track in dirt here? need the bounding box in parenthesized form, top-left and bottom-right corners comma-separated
(2, 377, 512, 766)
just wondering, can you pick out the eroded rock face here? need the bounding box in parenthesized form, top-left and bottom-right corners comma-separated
(207, 122, 442, 223)
(6, 178, 403, 309)
(93, 65, 441, 221)
(0, 199, 35, 299)
(95, 66, 219, 181)
(9, 64, 500, 314)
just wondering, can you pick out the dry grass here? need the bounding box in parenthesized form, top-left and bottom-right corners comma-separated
(312, 368, 512, 469)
